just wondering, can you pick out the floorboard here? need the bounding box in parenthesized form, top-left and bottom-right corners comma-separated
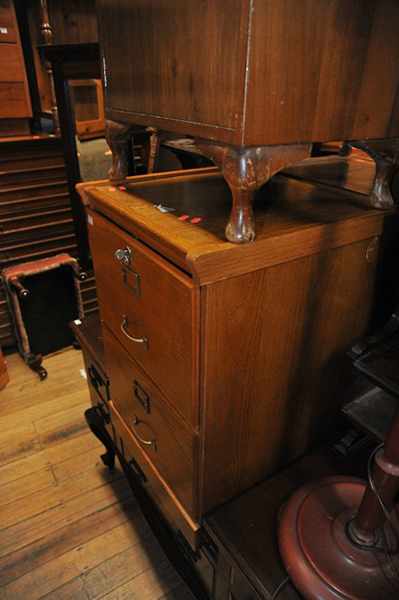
(0, 349, 195, 600)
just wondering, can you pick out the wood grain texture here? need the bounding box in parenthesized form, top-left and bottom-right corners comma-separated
(0, 346, 8, 388)
(0, 0, 31, 124)
(88, 209, 199, 425)
(104, 326, 199, 518)
(81, 167, 384, 286)
(110, 401, 200, 548)
(47, 0, 98, 44)
(200, 237, 379, 511)
(98, 0, 399, 145)
(0, 0, 17, 42)
(98, 0, 249, 142)
(84, 165, 384, 531)
(0, 348, 191, 600)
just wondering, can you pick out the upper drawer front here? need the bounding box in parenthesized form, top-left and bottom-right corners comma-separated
(0, 1, 17, 42)
(110, 401, 200, 550)
(104, 325, 197, 518)
(88, 210, 198, 426)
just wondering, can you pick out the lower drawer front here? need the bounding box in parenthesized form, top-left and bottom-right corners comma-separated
(110, 401, 200, 549)
(104, 325, 197, 518)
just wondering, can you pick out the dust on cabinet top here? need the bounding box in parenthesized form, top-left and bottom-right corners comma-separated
(77, 160, 386, 286)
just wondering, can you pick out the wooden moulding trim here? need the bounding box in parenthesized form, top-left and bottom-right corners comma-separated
(106, 109, 241, 145)
(77, 168, 385, 285)
(188, 214, 384, 285)
(85, 182, 384, 286)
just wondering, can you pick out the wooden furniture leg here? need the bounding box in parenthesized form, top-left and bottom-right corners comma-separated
(39, 0, 59, 134)
(85, 406, 115, 470)
(348, 138, 399, 209)
(196, 141, 311, 243)
(105, 119, 133, 183)
(26, 353, 47, 380)
(146, 127, 161, 173)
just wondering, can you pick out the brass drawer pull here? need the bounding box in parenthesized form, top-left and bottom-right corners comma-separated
(132, 416, 157, 451)
(114, 246, 132, 266)
(120, 316, 148, 348)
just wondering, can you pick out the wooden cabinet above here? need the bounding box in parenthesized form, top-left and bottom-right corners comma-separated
(97, 1, 399, 244)
(98, 0, 399, 147)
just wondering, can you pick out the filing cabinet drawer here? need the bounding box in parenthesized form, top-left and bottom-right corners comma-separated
(110, 401, 200, 549)
(104, 325, 198, 518)
(88, 209, 199, 426)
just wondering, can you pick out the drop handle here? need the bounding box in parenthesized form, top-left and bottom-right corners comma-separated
(132, 416, 157, 451)
(120, 316, 148, 349)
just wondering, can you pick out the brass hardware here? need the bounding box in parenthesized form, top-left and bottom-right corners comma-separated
(114, 246, 132, 266)
(122, 267, 141, 297)
(132, 416, 157, 450)
(134, 380, 151, 413)
(366, 237, 378, 263)
(120, 316, 148, 348)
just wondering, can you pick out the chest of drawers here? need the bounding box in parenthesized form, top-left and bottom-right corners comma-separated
(78, 166, 385, 548)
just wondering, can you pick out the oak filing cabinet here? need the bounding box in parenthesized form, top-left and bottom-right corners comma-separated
(77, 165, 385, 552)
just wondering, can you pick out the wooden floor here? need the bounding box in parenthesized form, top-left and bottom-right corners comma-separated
(0, 349, 194, 600)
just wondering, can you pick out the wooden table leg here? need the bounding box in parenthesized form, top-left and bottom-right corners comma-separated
(105, 119, 134, 183)
(196, 141, 311, 243)
(348, 138, 399, 209)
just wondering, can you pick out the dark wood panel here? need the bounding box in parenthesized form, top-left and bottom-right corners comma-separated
(244, 0, 399, 145)
(0, 165, 66, 186)
(0, 43, 26, 82)
(99, 0, 399, 147)
(0, 0, 17, 42)
(0, 82, 31, 118)
(48, 0, 98, 44)
(98, 0, 249, 133)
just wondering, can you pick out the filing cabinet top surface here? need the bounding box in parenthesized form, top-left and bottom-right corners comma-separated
(79, 160, 386, 285)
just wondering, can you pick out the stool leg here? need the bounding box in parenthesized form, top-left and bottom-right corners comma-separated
(26, 353, 47, 380)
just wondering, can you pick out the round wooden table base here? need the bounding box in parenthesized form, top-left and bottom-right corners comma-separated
(278, 477, 398, 599)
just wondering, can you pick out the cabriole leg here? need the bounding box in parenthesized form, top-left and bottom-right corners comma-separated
(105, 119, 133, 184)
(196, 141, 311, 243)
(348, 138, 399, 209)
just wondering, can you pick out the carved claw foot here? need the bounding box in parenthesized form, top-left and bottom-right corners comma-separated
(196, 140, 311, 243)
(348, 138, 399, 209)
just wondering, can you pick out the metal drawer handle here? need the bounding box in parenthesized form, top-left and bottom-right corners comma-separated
(120, 316, 148, 348)
(132, 416, 157, 451)
(114, 246, 132, 266)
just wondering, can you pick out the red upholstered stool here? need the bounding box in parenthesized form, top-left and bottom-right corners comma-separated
(2, 254, 85, 379)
